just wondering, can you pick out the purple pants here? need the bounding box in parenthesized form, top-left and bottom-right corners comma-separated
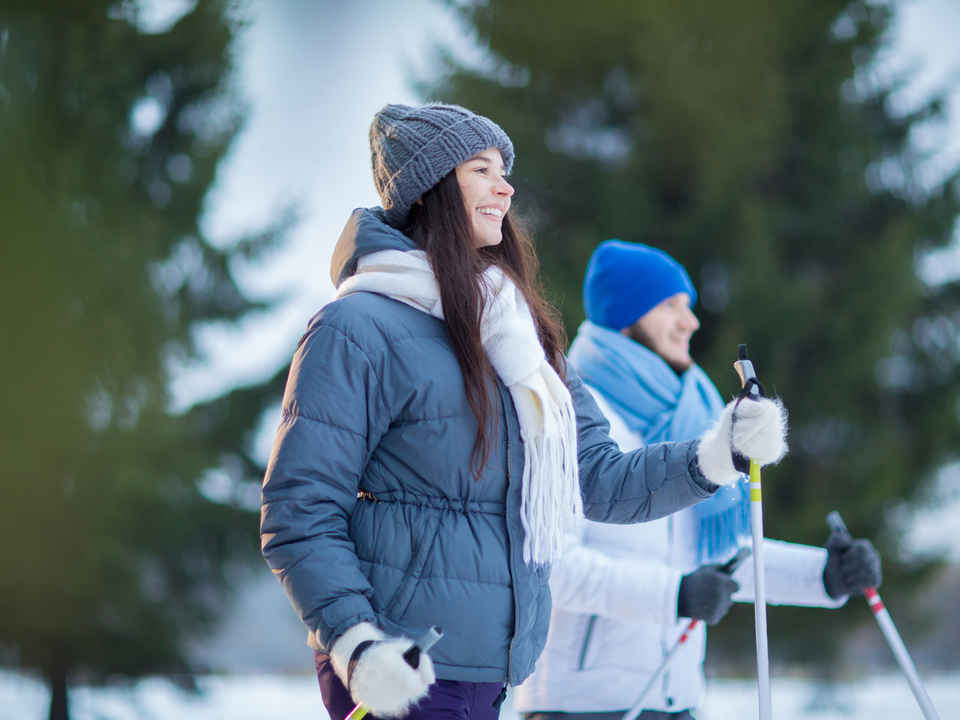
(315, 650, 504, 720)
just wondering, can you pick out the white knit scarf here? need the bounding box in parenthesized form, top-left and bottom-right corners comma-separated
(335, 249, 583, 564)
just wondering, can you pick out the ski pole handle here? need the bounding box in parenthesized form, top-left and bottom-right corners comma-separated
(345, 626, 444, 720)
(734, 344, 761, 400)
(402, 625, 443, 668)
(721, 546, 752, 574)
(826, 510, 851, 541)
(826, 512, 940, 720)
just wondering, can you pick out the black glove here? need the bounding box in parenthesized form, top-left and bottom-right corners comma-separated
(822, 532, 882, 600)
(677, 565, 739, 625)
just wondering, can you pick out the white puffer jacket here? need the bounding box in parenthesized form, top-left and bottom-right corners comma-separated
(514, 390, 845, 714)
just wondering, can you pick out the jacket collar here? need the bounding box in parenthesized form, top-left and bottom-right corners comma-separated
(329, 207, 417, 288)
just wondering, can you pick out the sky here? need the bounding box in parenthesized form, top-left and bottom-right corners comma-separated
(165, 0, 473, 423)
(876, 0, 960, 189)
(142, 0, 960, 558)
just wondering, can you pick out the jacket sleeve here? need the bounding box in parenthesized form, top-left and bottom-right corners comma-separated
(260, 310, 391, 650)
(550, 521, 683, 626)
(731, 539, 846, 608)
(569, 364, 718, 523)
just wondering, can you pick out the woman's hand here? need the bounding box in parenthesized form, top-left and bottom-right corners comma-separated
(330, 622, 436, 718)
(696, 396, 788, 486)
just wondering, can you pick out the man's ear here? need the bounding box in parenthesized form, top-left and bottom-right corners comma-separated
(415, 197, 424, 206)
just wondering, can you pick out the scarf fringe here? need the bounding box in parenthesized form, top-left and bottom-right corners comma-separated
(520, 422, 583, 564)
(513, 368, 583, 565)
(695, 482, 752, 565)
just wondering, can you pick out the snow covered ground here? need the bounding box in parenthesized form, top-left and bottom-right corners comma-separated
(3, 670, 958, 720)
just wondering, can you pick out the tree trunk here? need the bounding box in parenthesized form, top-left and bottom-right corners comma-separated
(47, 665, 69, 720)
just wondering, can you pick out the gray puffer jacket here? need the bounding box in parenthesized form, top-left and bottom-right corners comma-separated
(260, 208, 719, 685)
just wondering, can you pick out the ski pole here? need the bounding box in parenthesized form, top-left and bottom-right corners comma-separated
(826, 512, 941, 720)
(344, 626, 443, 720)
(620, 548, 752, 720)
(733, 344, 772, 720)
(619, 620, 697, 720)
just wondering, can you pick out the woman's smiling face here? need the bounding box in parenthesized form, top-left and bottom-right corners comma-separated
(455, 148, 515, 248)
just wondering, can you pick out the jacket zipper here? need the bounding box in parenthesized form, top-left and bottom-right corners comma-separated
(502, 383, 517, 682)
(577, 614, 598, 670)
(660, 515, 674, 704)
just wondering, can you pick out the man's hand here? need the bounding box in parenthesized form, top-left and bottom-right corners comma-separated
(677, 565, 740, 625)
(823, 532, 882, 599)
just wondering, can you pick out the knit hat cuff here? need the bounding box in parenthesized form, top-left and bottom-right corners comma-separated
(594, 270, 695, 331)
(583, 240, 697, 331)
(379, 115, 514, 225)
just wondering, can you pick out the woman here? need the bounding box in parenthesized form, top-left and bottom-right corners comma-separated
(260, 103, 787, 720)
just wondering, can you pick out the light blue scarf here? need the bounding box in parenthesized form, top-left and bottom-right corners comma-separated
(569, 321, 750, 564)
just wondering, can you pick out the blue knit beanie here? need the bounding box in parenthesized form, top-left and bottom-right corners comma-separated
(583, 240, 697, 331)
(369, 103, 515, 226)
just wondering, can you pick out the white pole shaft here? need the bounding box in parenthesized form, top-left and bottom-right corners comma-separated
(749, 459, 772, 720)
(620, 620, 699, 720)
(864, 589, 940, 720)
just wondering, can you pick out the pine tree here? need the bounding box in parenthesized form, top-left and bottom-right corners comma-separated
(0, 2, 285, 717)
(428, 0, 960, 667)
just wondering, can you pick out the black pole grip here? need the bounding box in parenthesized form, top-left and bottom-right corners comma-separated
(402, 626, 443, 669)
(826, 511, 853, 541)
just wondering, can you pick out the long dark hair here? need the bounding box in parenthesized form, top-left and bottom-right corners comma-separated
(400, 170, 567, 476)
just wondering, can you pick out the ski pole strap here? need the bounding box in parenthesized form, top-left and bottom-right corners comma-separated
(737, 376, 766, 402)
(731, 345, 766, 473)
(347, 640, 377, 691)
(732, 449, 750, 475)
(731, 384, 764, 474)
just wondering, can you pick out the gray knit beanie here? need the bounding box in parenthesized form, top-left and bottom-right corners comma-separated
(369, 103, 515, 226)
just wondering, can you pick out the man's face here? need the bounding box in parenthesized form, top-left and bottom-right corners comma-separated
(622, 292, 700, 373)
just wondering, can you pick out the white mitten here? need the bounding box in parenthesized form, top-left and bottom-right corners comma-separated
(329, 622, 436, 718)
(697, 397, 788, 486)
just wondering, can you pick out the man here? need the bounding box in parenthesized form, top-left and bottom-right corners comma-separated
(515, 240, 881, 720)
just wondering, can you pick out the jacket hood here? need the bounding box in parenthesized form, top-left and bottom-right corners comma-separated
(330, 207, 418, 288)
